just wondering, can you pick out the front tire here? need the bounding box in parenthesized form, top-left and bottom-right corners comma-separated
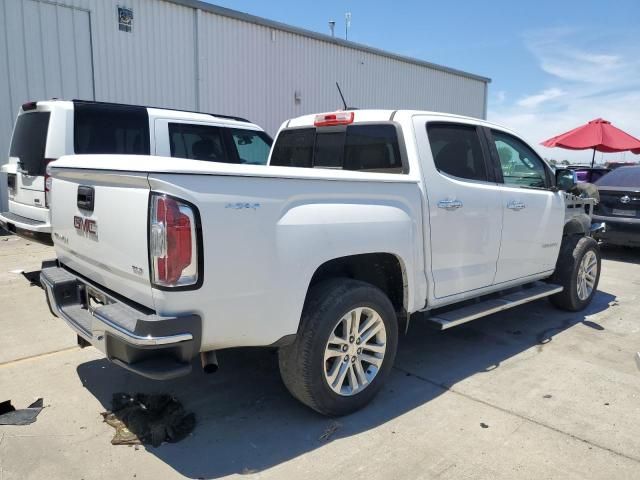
(549, 236, 601, 311)
(279, 278, 398, 416)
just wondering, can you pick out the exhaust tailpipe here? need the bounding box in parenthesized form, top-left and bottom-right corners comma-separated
(200, 350, 219, 374)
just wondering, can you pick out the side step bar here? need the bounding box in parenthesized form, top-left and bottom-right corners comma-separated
(426, 282, 563, 330)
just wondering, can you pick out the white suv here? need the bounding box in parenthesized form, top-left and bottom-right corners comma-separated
(0, 100, 272, 244)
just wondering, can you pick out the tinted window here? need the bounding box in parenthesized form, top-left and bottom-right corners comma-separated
(595, 166, 640, 187)
(270, 124, 404, 173)
(492, 130, 548, 188)
(10, 112, 51, 175)
(169, 123, 227, 162)
(74, 103, 150, 155)
(427, 124, 488, 181)
(344, 125, 403, 172)
(229, 129, 272, 165)
(270, 128, 314, 168)
(314, 132, 345, 168)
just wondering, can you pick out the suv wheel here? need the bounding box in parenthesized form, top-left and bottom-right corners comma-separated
(549, 236, 601, 311)
(279, 278, 398, 416)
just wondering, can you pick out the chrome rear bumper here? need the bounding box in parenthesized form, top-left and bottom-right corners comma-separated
(41, 266, 201, 380)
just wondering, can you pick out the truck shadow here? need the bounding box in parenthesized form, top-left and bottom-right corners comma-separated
(76, 290, 615, 479)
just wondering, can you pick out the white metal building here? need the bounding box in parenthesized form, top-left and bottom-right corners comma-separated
(0, 0, 490, 210)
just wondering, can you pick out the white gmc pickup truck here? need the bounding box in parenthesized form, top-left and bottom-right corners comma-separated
(41, 110, 601, 416)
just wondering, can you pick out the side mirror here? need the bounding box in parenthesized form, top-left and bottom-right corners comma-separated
(555, 168, 577, 191)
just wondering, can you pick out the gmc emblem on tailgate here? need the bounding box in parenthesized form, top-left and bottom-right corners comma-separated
(74, 216, 98, 238)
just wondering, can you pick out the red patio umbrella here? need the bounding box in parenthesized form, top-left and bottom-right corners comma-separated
(541, 118, 640, 167)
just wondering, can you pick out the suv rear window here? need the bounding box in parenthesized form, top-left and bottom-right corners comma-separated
(10, 112, 51, 176)
(74, 103, 150, 155)
(270, 124, 405, 173)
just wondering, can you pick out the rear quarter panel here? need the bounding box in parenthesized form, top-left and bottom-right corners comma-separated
(148, 172, 424, 350)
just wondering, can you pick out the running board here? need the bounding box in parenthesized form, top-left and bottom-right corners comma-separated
(427, 282, 563, 330)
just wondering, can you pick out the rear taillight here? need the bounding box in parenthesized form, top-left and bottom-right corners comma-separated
(149, 193, 200, 288)
(44, 159, 55, 208)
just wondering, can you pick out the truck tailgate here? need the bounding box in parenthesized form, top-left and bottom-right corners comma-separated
(50, 168, 154, 309)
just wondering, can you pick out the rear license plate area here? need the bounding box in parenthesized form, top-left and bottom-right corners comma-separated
(85, 286, 111, 313)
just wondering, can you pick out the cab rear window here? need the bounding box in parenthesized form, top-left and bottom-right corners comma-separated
(270, 124, 405, 173)
(10, 112, 51, 176)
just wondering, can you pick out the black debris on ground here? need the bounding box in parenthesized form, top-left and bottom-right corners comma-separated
(101, 393, 196, 448)
(543, 394, 553, 399)
(0, 398, 44, 425)
(480, 422, 489, 429)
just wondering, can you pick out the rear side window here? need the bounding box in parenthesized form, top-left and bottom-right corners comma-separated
(169, 123, 227, 162)
(427, 124, 488, 182)
(74, 103, 150, 155)
(10, 112, 51, 175)
(270, 124, 404, 173)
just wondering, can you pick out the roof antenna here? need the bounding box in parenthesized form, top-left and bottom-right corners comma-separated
(336, 82, 348, 110)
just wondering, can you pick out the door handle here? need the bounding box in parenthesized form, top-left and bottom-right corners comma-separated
(507, 200, 526, 211)
(438, 199, 463, 210)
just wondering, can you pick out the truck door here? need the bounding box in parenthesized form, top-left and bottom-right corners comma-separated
(486, 129, 565, 283)
(414, 119, 503, 299)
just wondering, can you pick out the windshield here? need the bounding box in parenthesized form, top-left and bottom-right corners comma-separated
(9, 111, 51, 176)
(595, 166, 640, 188)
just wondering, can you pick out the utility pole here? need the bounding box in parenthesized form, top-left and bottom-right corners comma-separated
(345, 12, 351, 40)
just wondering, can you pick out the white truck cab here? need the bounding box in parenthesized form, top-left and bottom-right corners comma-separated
(0, 100, 272, 244)
(40, 109, 600, 416)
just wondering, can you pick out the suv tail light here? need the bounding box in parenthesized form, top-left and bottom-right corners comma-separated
(149, 193, 201, 288)
(314, 111, 354, 127)
(44, 159, 55, 207)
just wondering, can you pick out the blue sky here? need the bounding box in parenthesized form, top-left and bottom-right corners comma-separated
(208, 0, 640, 163)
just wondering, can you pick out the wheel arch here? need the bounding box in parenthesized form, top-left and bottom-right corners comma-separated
(306, 252, 409, 319)
(563, 217, 589, 237)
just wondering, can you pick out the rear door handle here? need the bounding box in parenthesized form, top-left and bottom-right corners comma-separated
(507, 200, 526, 211)
(438, 199, 463, 210)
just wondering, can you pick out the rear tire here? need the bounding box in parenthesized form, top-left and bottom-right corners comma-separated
(549, 236, 601, 311)
(279, 278, 398, 416)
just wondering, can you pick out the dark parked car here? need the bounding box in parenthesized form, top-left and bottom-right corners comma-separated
(593, 166, 640, 247)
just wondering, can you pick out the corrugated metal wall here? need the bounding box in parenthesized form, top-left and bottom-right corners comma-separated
(0, 0, 488, 211)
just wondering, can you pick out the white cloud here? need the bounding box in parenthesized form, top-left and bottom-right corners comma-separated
(489, 28, 640, 164)
(494, 90, 506, 105)
(517, 88, 565, 108)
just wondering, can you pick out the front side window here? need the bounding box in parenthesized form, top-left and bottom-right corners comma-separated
(270, 124, 404, 173)
(492, 130, 548, 188)
(169, 123, 227, 162)
(427, 123, 488, 182)
(229, 129, 272, 165)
